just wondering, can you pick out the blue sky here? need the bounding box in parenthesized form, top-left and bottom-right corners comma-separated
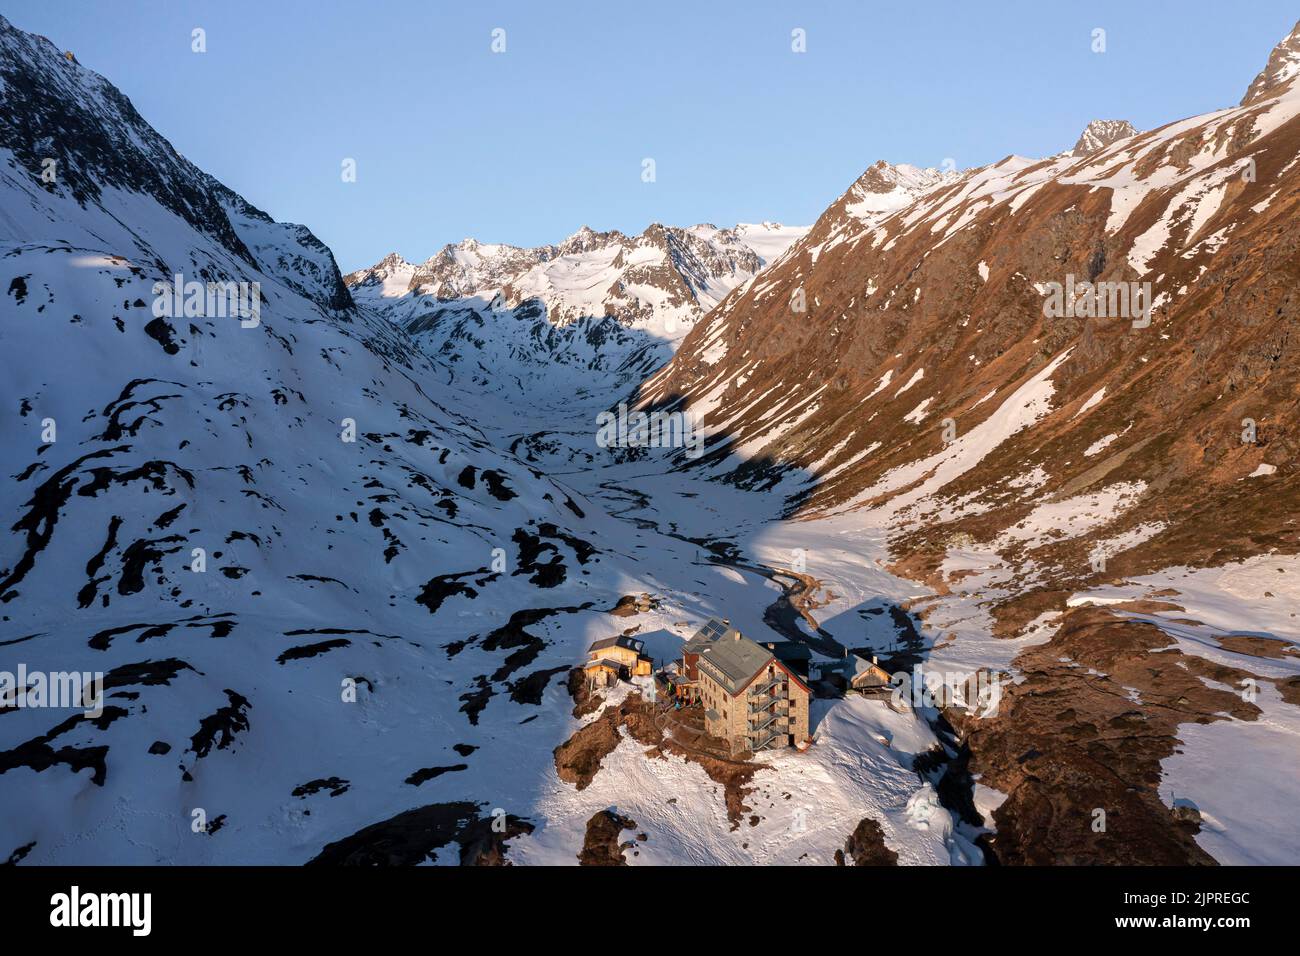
(3, 1, 1296, 271)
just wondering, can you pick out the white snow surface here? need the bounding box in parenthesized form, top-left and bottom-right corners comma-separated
(1, 12, 1297, 869)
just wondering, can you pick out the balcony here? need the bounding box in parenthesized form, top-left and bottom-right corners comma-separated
(748, 696, 788, 715)
(749, 710, 788, 735)
(750, 728, 787, 752)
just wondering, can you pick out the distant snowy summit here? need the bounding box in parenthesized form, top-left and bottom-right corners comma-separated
(345, 220, 808, 339)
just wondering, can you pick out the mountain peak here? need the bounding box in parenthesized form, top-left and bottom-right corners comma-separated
(838, 160, 954, 222)
(559, 224, 620, 254)
(1072, 119, 1138, 156)
(1241, 19, 1300, 105)
(856, 160, 944, 192)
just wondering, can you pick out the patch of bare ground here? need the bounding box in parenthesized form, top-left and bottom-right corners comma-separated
(607, 593, 658, 617)
(553, 703, 623, 790)
(833, 817, 899, 866)
(950, 606, 1265, 864)
(886, 550, 950, 596)
(565, 666, 602, 718)
(1212, 634, 1299, 659)
(553, 690, 761, 828)
(578, 809, 638, 865)
(779, 568, 839, 630)
(1276, 675, 1300, 706)
(1099, 599, 1186, 615)
(988, 589, 1072, 639)
(307, 801, 534, 866)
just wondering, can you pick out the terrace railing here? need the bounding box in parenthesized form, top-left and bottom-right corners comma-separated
(750, 710, 787, 735)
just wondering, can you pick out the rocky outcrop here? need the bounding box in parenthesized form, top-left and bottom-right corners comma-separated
(1071, 119, 1138, 156)
(307, 801, 534, 866)
(1241, 19, 1300, 105)
(835, 817, 898, 865)
(578, 809, 638, 865)
(951, 607, 1263, 864)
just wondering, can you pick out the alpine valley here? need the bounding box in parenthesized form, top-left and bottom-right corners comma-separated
(1, 11, 1298, 867)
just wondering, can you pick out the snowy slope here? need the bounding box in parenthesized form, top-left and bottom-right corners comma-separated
(0, 18, 618, 859)
(344, 220, 807, 410)
(631, 19, 1300, 864)
(6, 10, 1297, 869)
(348, 221, 806, 339)
(0, 14, 969, 868)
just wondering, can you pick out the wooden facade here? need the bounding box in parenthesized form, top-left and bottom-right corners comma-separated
(582, 635, 653, 689)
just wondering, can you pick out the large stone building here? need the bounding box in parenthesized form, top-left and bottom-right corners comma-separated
(675, 618, 811, 756)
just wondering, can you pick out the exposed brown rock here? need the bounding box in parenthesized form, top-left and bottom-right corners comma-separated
(1213, 634, 1299, 660)
(838, 817, 899, 866)
(565, 666, 602, 718)
(307, 801, 533, 866)
(553, 705, 622, 790)
(1275, 675, 1300, 707)
(952, 607, 1263, 864)
(578, 809, 637, 866)
(607, 592, 657, 617)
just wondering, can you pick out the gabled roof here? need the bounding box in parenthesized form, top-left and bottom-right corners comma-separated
(588, 635, 645, 655)
(850, 653, 891, 684)
(762, 641, 812, 662)
(683, 617, 739, 654)
(697, 633, 775, 694)
(684, 618, 814, 696)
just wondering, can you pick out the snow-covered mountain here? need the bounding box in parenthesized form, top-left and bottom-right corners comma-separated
(347, 221, 806, 337)
(3, 9, 1298, 869)
(0, 27, 351, 317)
(1241, 18, 1300, 105)
(1071, 118, 1139, 157)
(647, 24, 1300, 550)
(0, 14, 960, 867)
(635, 20, 1300, 864)
(343, 221, 806, 408)
(0, 13, 631, 863)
